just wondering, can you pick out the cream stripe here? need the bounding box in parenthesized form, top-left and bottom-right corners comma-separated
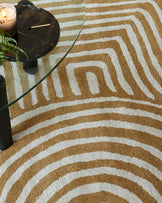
(0, 67, 5, 79)
(55, 12, 85, 19)
(41, 79, 50, 101)
(11, 97, 162, 127)
(36, 167, 160, 203)
(60, 29, 84, 37)
(52, 70, 63, 98)
(27, 74, 38, 105)
(86, 72, 100, 94)
(59, 21, 84, 28)
(38, 59, 50, 101)
(11, 63, 24, 109)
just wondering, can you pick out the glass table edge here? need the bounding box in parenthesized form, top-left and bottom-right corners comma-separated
(0, 2, 86, 112)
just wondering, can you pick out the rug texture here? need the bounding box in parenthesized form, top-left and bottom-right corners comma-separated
(0, 0, 162, 202)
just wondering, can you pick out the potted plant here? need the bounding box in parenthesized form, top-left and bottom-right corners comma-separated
(0, 28, 27, 66)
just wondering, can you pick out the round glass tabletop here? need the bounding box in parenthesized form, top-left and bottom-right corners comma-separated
(0, 0, 86, 111)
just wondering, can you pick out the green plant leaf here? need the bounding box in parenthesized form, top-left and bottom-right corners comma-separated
(0, 28, 28, 67)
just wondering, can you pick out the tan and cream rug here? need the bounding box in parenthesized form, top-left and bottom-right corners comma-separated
(0, 0, 162, 202)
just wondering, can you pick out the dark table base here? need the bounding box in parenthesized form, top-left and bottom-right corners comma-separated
(23, 59, 38, 74)
(0, 75, 13, 150)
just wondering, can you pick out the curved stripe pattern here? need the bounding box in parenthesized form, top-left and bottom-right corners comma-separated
(55, 183, 142, 203)
(32, 166, 160, 203)
(0, 0, 161, 202)
(1, 150, 161, 202)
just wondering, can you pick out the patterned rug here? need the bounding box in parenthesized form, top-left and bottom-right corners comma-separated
(0, 0, 162, 202)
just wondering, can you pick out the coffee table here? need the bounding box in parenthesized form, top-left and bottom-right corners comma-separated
(0, 0, 86, 150)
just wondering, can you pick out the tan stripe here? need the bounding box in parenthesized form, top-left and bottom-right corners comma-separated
(56, 15, 85, 23)
(44, 8, 85, 16)
(61, 24, 84, 32)
(10, 102, 24, 118)
(60, 35, 82, 42)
